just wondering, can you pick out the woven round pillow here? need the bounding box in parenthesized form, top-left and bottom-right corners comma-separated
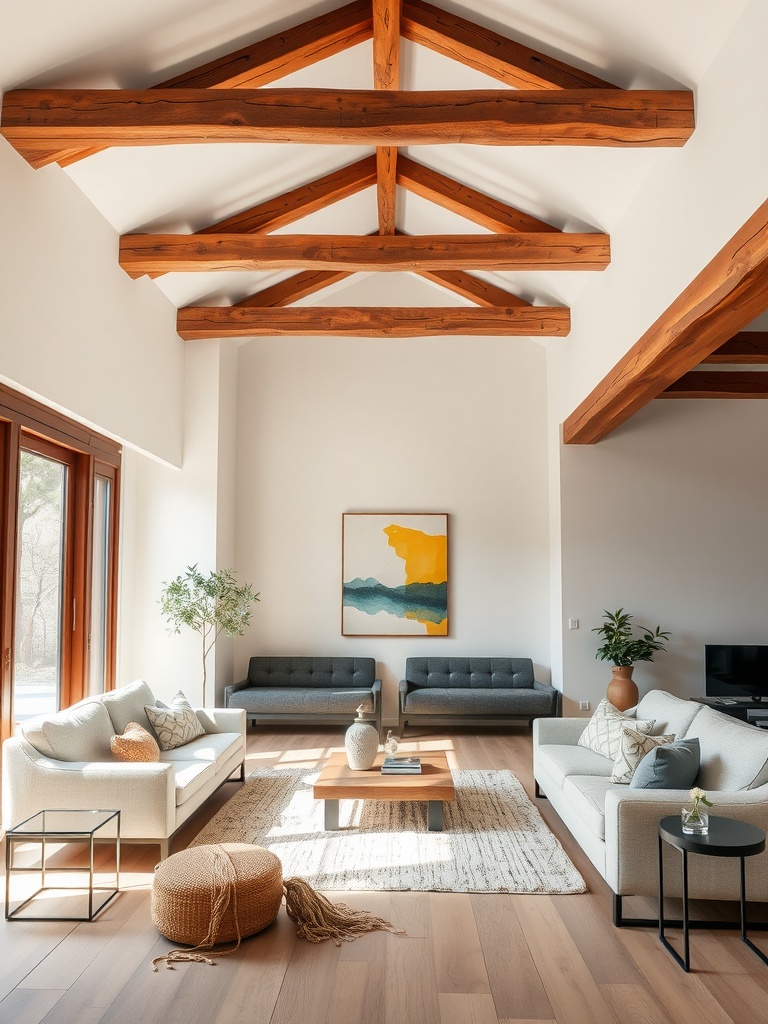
(151, 843, 283, 946)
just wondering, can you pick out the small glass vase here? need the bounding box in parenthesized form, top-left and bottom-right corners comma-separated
(681, 806, 709, 835)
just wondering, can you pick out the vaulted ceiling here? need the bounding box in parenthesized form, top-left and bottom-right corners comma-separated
(2, 0, 767, 438)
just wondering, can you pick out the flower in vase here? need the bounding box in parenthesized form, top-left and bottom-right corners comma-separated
(688, 787, 713, 818)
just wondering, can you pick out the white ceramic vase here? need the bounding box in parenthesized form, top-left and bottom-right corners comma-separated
(345, 708, 379, 770)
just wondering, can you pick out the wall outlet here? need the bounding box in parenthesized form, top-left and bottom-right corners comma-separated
(568, 618, 579, 629)
(579, 701, 590, 712)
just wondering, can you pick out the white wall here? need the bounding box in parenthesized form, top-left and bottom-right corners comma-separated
(559, 399, 768, 713)
(232, 276, 551, 725)
(0, 142, 184, 465)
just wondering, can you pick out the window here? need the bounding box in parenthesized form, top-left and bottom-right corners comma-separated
(0, 384, 120, 741)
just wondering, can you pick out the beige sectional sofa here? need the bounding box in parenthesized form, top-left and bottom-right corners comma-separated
(533, 689, 768, 924)
(2, 680, 246, 860)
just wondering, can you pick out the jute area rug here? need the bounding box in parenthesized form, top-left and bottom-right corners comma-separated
(191, 767, 586, 894)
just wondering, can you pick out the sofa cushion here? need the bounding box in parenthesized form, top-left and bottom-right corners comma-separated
(578, 698, 655, 761)
(685, 706, 768, 790)
(562, 776, 616, 841)
(634, 690, 701, 737)
(172, 761, 217, 807)
(22, 699, 114, 762)
(630, 737, 701, 790)
(535, 743, 614, 792)
(102, 680, 157, 735)
(404, 687, 553, 716)
(110, 722, 160, 762)
(405, 656, 534, 689)
(228, 688, 375, 716)
(610, 726, 674, 785)
(247, 656, 376, 689)
(159, 731, 242, 764)
(145, 691, 205, 751)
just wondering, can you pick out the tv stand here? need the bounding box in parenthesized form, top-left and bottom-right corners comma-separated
(691, 696, 751, 722)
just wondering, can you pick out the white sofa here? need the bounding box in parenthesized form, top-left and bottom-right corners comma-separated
(533, 690, 768, 924)
(2, 680, 246, 860)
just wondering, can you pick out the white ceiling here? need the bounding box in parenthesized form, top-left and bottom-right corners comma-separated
(0, 0, 754, 318)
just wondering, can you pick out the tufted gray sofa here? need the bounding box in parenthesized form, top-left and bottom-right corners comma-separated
(225, 656, 381, 735)
(399, 656, 560, 734)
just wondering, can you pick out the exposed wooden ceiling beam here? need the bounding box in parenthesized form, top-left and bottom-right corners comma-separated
(119, 231, 610, 276)
(415, 270, 531, 307)
(563, 198, 768, 444)
(38, 0, 375, 167)
(659, 371, 768, 399)
(397, 155, 557, 233)
(373, 0, 402, 236)
(2, 88, 695, 167)
(147, 156, 377, 279)
(233, 270, 354, 308)
(176, 304, 571, 339)
(702, 331, 768, 363)
(402, 0, 618, 90)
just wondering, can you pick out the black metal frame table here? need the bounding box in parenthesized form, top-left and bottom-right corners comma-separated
(658, 813, 767, 972)
(5, 809, 121, 921)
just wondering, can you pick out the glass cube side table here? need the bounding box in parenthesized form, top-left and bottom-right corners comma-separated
(5, 809, 120, 921)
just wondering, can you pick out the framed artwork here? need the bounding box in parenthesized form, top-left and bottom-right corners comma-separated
(342, 513, 448, 636)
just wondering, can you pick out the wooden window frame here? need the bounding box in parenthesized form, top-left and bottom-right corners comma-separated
(0, 383, 121, 742)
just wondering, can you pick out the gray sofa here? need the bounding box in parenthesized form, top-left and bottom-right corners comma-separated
(225, 656, 382, 735)
(533, 689, 768, 924)
(399, 657, 560, 734)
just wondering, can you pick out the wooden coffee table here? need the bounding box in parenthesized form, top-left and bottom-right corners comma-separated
(313, 751, 455, 831)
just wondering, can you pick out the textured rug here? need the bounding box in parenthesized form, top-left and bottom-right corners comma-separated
(191, 767, 586, 894)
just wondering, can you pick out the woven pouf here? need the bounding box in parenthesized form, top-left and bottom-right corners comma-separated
(151, 843, 283, 946)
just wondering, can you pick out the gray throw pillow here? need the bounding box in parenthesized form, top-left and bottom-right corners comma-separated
(630, 736, 700, 790)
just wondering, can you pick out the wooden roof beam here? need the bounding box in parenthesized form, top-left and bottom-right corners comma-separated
(701, 331, 768, 363)
(118, 231, 610, 277)
(2, 88, 695, 168)
(373, 0, 402, 236)
(35, 0, 374, 167)
(402, 0, 618, 90)
(397, 155, 558, 233)
(563, 198, 768, 444)
(659, 372, 768, 399)
(176, 304, 571, 339)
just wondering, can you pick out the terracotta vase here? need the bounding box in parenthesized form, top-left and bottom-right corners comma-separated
(607, 665, 638, 712)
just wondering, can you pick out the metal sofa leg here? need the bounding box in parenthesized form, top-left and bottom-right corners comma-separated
(534, 780, 547, 799)
(613, 893, 624, 927)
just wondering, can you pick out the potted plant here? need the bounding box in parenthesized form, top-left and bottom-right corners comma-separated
(160, 565, 259, 706)
(592, 608, 670, 710)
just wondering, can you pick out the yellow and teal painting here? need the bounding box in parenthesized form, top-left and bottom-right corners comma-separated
(342, 513, 448, 636)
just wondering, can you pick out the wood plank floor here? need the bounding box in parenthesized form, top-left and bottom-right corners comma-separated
(2, 726, 767, 1024)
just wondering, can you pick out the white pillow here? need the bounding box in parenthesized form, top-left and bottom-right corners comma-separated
(578, 697, 655, 761)
(144, 690, 205, 751)
(27, 700, 114, 762)
(611, 725, 675, 784)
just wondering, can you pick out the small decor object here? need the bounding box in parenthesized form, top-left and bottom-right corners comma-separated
(383, 730, 399, 755)
(342, 513, 448, 636)
(381, 756, 422, 775)
(593, 608, 670, 711)
(682, 787, 712, 834)
(160, 564, 259, 706)
(344, 705, 379, 770)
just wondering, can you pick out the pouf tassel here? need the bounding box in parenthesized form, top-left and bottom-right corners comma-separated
(282, 876, 405, 946)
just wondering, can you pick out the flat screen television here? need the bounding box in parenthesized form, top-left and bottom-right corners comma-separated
(705, 645, 768, 703)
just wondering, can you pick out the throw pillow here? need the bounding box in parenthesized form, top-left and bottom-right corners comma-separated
(110, 721, 160, 762)
(630, 736, 701, 790)
(144, 690, 205, 751)
(578, 697, 655, 761)
(611, 726, 675, 784)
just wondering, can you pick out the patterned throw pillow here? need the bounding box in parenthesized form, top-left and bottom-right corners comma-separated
(578, 697, 655, 761)
(110, 721, 160, 762)
(611, 726, 675, 784)
(144, 690, 205, 751)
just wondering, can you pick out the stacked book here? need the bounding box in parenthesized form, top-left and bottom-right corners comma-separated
(381, 756, 422, 775)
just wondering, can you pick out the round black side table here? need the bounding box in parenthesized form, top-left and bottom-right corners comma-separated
(658, 814, 767, 972)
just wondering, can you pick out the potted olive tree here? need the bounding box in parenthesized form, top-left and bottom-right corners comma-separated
(593, 608, 670, 710)
(160, 565, 259, 706)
